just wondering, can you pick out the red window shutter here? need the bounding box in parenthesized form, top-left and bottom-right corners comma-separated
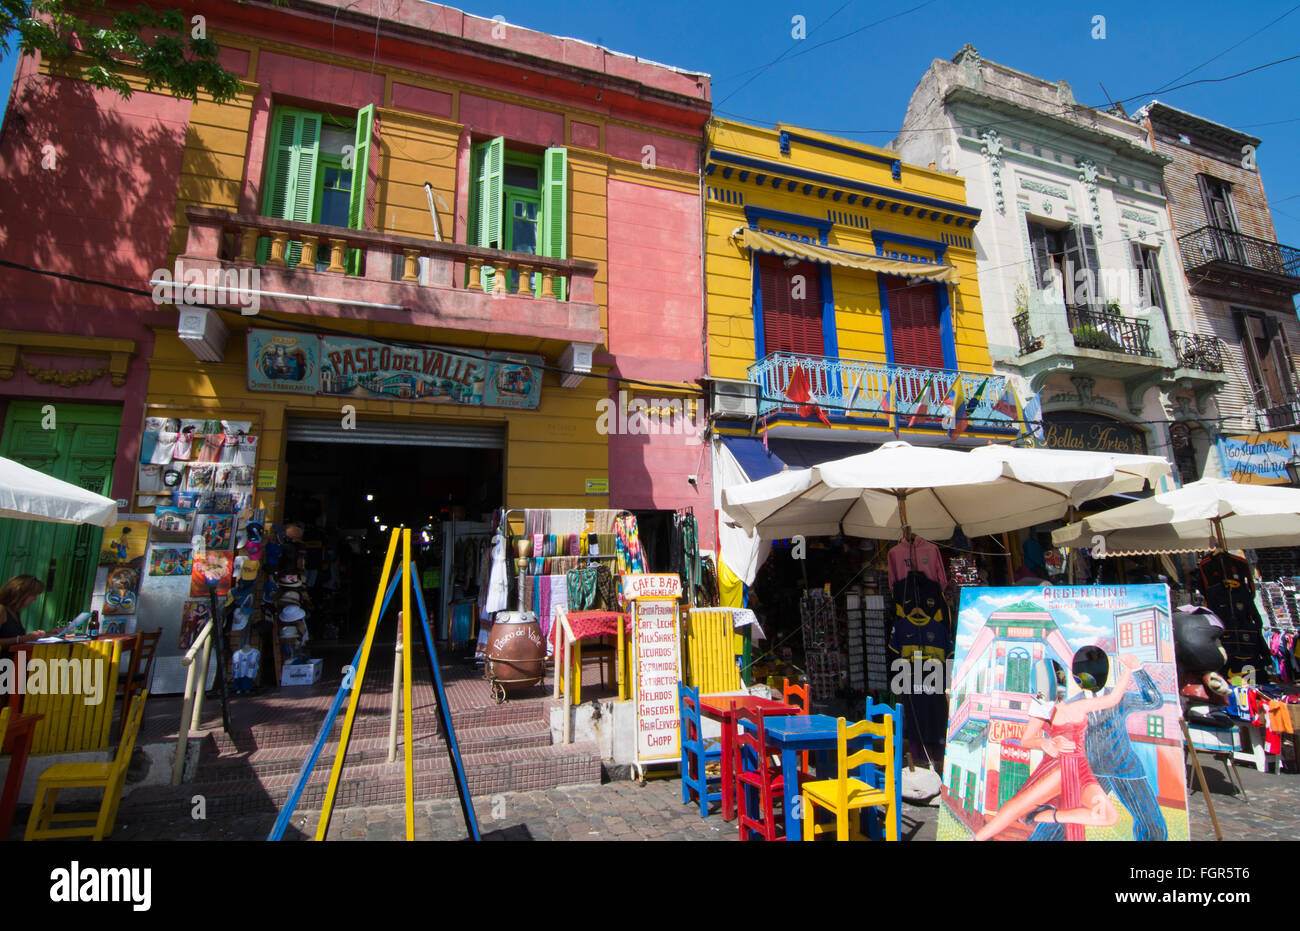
(886, 275, 944, 369)
(759, 254, 823, 356)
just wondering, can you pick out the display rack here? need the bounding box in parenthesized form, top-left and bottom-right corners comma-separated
(801, 589, 840, 702)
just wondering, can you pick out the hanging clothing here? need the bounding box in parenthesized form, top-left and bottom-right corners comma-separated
(614, 515, 646, 574)
(484, 532, 510, 614)
(887, 536, 947, 591)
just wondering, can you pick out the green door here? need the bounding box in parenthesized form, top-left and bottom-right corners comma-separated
(0, 402, 120, 632)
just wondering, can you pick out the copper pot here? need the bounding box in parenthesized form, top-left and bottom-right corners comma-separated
(485, 611, 544, 692)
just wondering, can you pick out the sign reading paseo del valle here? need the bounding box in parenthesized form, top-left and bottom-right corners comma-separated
(247, 329, 543, 410)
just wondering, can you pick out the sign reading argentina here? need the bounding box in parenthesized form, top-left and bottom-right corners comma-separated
(1218, 432, 1292, 485)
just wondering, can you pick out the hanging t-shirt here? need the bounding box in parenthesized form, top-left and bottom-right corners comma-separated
(887, 536, 947, 590)
(231, 647, 261, 680)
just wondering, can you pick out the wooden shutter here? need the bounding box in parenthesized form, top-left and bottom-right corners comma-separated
(472, 137, 505, 291)
(759, 255, 823, 356)
(540, 146, 568, 299)
(259, 109, 322, 266)
(344, 104, 374, 276)
(886, 275, 944, 369)
(1028, 223, 1052, 290)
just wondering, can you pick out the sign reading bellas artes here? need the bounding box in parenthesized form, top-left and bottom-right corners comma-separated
(1027, 412, 1147, 455)
(246, 329, 543, 410)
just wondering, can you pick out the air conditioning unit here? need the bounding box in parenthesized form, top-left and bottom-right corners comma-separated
(559, 342, 595, 388)
(709, 377, 758, 420)
(177, 307, 230, 363)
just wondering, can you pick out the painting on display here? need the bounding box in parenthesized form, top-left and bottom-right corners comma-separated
(98, 520, 150, 566)
(101, 566, 142, 617)
(196, 513, 234, 551)
(246, 329, 321, 395)
(150, 507, 194, 543)
(937, 585, 1188, 842)
(190, 550, 234, 598)
(179, 600, 212, 651)
(148, 545, 193, 577)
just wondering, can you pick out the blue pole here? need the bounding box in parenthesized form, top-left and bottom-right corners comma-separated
(411, 561, 480, 841)
(267, 567, 405, 841)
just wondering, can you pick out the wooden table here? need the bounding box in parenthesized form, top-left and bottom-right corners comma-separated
(7, 634, 135, 753)
(0, 712, 43, 838)
(699, 693, 800, 822)
(739, 713, 887, 841)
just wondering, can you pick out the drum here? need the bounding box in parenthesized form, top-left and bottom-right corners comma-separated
(485, 611, 544, 702)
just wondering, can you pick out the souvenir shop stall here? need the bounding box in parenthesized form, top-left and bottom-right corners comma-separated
(109, 412, 273, 694)
(473, 507, 732, 701)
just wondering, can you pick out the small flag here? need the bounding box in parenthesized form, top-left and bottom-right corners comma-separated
(786, 364, 832, 428)
(951, 377, 990, 440)
(885, 374, 899, 437)
(1022, 391, 1045, 442)
(844, 372, 862, 413)
(992, 382, 1019, 420)
(907, 372, 938, 428)
(940, 379, 962, 435)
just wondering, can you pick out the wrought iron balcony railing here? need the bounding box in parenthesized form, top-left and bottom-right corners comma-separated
(1170, 331, 1226, 373)
(1178, 225, 1300, 283)
(1066, 306, 1155, 358)
(747, 352, 1016, 430)
(1012, 311, 1042, 355)
(1262, 397, 1300, 431)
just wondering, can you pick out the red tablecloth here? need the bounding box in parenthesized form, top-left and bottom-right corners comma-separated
(552, 610, 632, 653)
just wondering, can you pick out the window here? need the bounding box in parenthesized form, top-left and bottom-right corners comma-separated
(1199, 175, 1238, 232)
(1005, 648, 1031, 694)
(1170, 422, 1205, 484)
(1140, 619, 1154, 645)
(1234, 308, 1299, 411)
(468, 137, 567, 298)
(1146, 714, 1164, 739)
(1131, 243, 1170, 327)
(1120, 624, 1133, 648)
(1028, 220, 1099, 309)
(260, 105, 374, 272)
(885, 275, 945, 369)
(757, 254, 824, 356)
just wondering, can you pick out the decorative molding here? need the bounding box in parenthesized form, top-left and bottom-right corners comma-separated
(1120, 206, 1158, 226)
(18, 352, 110, 388)
(1078, 158, 1101, 227)
(1019, 177, 1068, 200)
(980, 130, 1005, 215)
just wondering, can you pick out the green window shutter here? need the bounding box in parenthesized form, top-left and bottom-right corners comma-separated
(540, 146, 568, 299)
(259, 108, 321, 266)
(472, 137, 505, 291)
(345, 104, 374, 275)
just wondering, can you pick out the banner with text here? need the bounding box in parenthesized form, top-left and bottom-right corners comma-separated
(632, 598, 681, 764)
(1218, 432, 1292, 485)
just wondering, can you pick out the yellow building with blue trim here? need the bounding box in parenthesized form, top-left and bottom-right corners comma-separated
(704, 119, 1016, 461)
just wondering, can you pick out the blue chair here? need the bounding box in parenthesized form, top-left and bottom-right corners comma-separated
(678, 682, 723, 817)
(858, 700, 903, 840)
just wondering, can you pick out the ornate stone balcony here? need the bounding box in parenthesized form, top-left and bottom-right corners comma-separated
(174, 208, 602, 346)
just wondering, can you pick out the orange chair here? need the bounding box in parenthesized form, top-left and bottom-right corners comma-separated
(782, 678, 811, 778)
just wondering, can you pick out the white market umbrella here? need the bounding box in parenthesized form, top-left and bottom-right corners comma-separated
(1051, 477, 1300, 555)
(0, 455, 117, 527)
(969, 445, 1171, 500)
(720, 440, 1164, 542)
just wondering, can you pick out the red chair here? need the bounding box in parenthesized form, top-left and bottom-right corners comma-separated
(735, 704, 799, 841)
(782, 678, 811, 778)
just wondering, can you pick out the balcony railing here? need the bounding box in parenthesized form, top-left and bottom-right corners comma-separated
(1012, 311, 1042, 355)
(748, 352, 1015, 431)
(1262, 398, 1300, 431)
(1170, 331, 1226, 373)
(1066, 306, 1154, 358)
(1178, 225, 1300, 283)
(177, 208, 601, 344)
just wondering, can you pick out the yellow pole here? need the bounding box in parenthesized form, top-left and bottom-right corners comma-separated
(402, 529, 414, 841)
(317, 528, 400, 840)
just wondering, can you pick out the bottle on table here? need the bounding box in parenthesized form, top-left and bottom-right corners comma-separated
(88, 610, 99, 639)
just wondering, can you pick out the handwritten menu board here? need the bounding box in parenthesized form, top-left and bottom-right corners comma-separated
(633, 598, 681, 764)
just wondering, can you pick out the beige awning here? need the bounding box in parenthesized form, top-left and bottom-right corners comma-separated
(735, 227, 960, 284)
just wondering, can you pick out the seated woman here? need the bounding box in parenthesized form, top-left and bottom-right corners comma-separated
(0, 575, 48, 653)
(972, 653, 1142, 841)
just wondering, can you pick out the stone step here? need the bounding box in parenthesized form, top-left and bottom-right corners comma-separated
(195, 721, 554, 783)
(120, 740, 603, 820)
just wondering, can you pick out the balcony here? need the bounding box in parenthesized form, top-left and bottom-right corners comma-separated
(1170, 331, 1226, 373)
(174, 208, 602, 346)
(1178, 225, 1300, 297)
(1065, 306, 1154, 358)
(748, 352, 1017, 435)
(1261, 397, 1300, 431)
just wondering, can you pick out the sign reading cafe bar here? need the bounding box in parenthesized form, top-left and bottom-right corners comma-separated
(246, 329, 543, 410)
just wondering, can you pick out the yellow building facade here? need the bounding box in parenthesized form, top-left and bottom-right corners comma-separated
(704, 119, 1014, 452)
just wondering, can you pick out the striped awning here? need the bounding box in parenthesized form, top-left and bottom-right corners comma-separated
(736, 227, 960, 284)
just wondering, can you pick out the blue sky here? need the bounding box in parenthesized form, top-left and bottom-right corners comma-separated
(464, 0, 1300, 251)
(2, 0, 1297, 245)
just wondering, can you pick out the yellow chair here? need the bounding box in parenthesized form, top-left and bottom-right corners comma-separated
(801, 715, 897, 842)
(25, 690, 148, 841)
(0, 706, 10, 750)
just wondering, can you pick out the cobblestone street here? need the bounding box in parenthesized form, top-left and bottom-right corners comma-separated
(20, 753, 1293, 841)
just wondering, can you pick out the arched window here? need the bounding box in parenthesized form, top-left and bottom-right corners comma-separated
(1006, 647, 1031, 694)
